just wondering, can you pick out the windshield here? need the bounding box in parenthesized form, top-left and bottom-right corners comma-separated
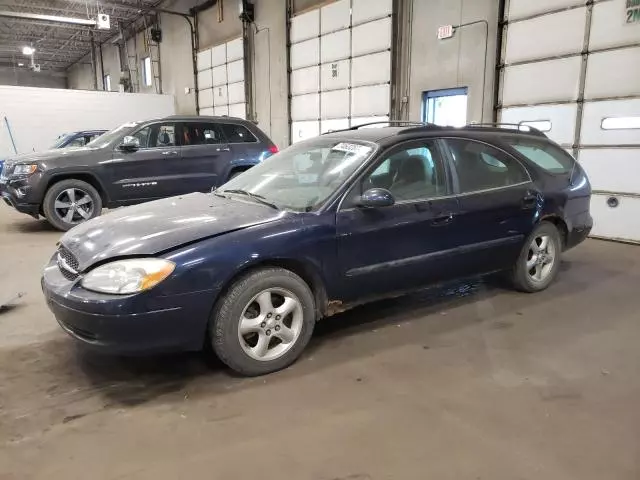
(85, 121, 141, 148)
(219, 138, 376, 211)
(51, 134, 72, 149)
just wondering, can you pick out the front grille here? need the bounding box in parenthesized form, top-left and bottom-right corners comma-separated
(57, 246, 80, 281)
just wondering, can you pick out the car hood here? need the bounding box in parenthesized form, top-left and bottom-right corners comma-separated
(60, 193, 289, 270)
(2, 147, 98, 166)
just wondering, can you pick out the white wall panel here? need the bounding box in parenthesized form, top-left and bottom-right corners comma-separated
(351, 116, 390, 128)
(500, 104, 578, 146)
(226, 38, 244, 62)
(291, 38, 320, 69)
(321, 118, 349, 133)
(227, 82, 245, 104)
(352, 51, 391, 87)
(198, 87, 214, 108)
(352, 84, 390, 116)
(507, 0, 585, 21)
(504, 8, 586, 63)
(291, 9, 319, 43)
(196, 48, 212, 71)
(502, 57, 582, 105)
(590, 195, 640, 242)
(211, 44, 226, 67)
(584, 48, 640, 99)
(211, 65, 227, 87)
(291, 66, 320, 95)
(199, 106, 214, 116)
(352, 17, 391, 56)
(321, 29, 350, 63)
(352, 0, 392, 25)
(579, 149, 640, 194)
(213, 85, 228, 106)
(197, 69, 213, 89)
(321, 60, 350, 91)
(214, 105, 229, 116)
(228, 103, 246, 119)
(292, 121, 320, 143)
(580, 99, 640, 145)
(321, 89, 350, 119)
(291, 93, 320, 121)
(321, 0, 350, 33)
(590, 0, 640, 50)
(227, 60, 244, 83)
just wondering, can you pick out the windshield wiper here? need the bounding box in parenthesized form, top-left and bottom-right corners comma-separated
(221, 189, 280, 210)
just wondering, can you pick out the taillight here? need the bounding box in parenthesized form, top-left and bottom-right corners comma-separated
(269, 145, 279, 154)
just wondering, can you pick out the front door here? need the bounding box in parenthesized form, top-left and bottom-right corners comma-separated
(107, 121, 182, 203)
(336, 140, 460, 301)
(180, 121, 232, 193)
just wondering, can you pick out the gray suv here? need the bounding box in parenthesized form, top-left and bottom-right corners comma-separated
(0, 115, 277, 231)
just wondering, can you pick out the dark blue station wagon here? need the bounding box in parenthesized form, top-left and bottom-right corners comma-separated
(42, 123, 593, 376)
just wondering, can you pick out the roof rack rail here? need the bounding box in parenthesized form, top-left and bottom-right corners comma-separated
(322, 120, 435, 134)
(465, 122, 548, 137)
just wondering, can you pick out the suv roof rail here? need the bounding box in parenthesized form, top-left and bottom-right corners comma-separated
(465, 122, 549, 138)
(322, 120, 437, 135)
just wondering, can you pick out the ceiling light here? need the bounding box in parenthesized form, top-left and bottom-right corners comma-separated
(22, 46, 35, 55)
(17, 62, 24, 67)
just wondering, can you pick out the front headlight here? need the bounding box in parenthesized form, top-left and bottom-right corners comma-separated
(13, 164, 37, 176)
(81, 258, 175, 294)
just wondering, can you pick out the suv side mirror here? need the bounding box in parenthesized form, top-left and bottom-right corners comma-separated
(357, 188, 395, 208)
(119, 136, 139, 152)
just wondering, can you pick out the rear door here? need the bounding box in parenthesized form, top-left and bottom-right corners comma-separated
(180, 121, 232, 192)
(441, 137, 537, 274)
(219, 122, 269, 180)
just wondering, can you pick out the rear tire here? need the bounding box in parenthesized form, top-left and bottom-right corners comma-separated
(43, 179, 102, 231)
(210, 267, 316, 376)
(511, 222, 562, 293)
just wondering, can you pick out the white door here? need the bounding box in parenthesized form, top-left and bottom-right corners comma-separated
(289, 0, 393, 143)
(499, 0, 640, 243)
(196, 37, 247, 119)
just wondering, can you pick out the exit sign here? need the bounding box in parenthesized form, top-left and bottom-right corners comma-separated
(437, 25, 454, 39)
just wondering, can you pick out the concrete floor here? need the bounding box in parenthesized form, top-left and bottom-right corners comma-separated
(0, 206, 639, 480)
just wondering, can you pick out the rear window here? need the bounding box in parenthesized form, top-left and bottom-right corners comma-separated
(220, 123, 257, 143)
(504, 138, 574, 174)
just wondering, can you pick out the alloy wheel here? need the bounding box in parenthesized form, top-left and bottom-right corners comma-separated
(54, 188, 94, 224)
(526, 234, 556, 283)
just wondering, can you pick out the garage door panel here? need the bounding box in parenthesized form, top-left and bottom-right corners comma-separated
(197, 69, 213, 89)
(292, 120, 320, 143)
(351, 115, 390, 128)
(584, 48, 640, 99)
(291, 38, 319, 70)
(211, 44, 226, 67)
(291, 66, 319, 95)
(199, 106, 214, 116)
(227, 60, 244, 84)
(321, 118, 349, 134)
(227, 82, 245, 104)
(321, 29, 350, 63)
(198, 88, 214, 108)
(500, 104, 577, 146)
(226, 38, 244, 62)
(211, 65, 227, 87)
(291, 9, 319, 43)
(352, 0, 392, 25)
(352, 17, 391, 56)
(321, 89, 350, 119)
(504, 8, 586, 63)
(321, 0, 350, 34)
(580, 99, 640, 145)
(197, 49, 212, 71)
(590, 0, 640, 50)
(352, 85, 389, 116)
(213, 85, 228, 106)
(579, 149, 640, 194)
(291, 93, 320, 121)
(590, 194, 640, 242)
(228, 103, 246, 119)
(502, 57, 581, 105)
(321, 60, 350, 91)
(507, 0, 585, 21)
(214, 105, 229, 116)
(352, 51, 390, 87)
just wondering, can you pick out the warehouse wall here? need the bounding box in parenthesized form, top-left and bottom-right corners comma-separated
(198, 0, 242, 49)
(67, 60, 95, 90)
(0, 67, 67, 89)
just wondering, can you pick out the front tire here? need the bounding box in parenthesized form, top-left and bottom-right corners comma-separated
(43, 179, 102, 231)
(211, 267, 316, 376)
(511, 222, 562, 293)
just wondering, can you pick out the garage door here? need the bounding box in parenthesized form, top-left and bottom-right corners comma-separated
(196, 37, 247, 119)
(499, 0, 640, 243)
(289, 0, 392, 143)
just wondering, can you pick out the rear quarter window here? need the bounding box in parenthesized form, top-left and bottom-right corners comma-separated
(505, 138, 574, 174)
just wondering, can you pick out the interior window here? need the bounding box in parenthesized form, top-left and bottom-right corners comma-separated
(361, 142, 446, 202)
(182, 122, 224, 145)
(220, 123, 257, 143)
(445, 138, 529, 193)
(132, 123, 176, 149)
(503, 138, 574, 174)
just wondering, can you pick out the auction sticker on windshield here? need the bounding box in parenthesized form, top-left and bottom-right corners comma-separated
(331, 142, 372, 155)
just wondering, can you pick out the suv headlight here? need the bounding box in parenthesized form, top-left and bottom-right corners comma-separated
(13, 164, 37, 176)
(81, 258, 175, 294)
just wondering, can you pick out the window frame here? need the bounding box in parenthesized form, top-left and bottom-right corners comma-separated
(338, 138, 454, 211)
(142, 56, 153, 87)
(440, 137, 533, 196)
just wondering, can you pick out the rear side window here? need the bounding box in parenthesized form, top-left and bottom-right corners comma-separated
(504, 138, 574, 174)
(220, 123, 257, 143)
(182, 122, 224, 145)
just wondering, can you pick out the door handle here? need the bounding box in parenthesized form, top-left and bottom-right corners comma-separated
(216, 146, 231, 152)
(161, 150, 178, 155)
(522, 194, 537, 210)
(431, 213, 455, 226)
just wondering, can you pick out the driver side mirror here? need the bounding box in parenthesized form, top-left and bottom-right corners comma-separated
(119, 136, 140, 152)
(357, 188, 395, 208)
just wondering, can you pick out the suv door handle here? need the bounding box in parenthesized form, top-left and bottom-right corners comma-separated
(216, 146, 231, 152)
(522, 194, 537, 210)
(161, 150, 178, 156)
(431, 213, 455, 226)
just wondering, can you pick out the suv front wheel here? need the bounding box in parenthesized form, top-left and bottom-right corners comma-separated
(43, 179, 102, 231)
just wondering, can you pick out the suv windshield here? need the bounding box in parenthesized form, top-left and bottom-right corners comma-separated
(51, 134, 72, 149)
(219, 138, 376, 211)
(85, 122, 141, 148)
